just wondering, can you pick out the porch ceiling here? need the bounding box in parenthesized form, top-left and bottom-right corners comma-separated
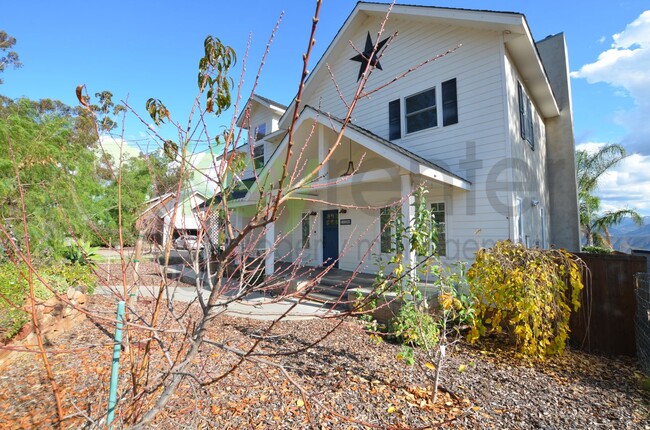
(299, 106, 471, 191)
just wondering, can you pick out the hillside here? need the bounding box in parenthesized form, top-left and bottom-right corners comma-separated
(609, 216, 650, 252)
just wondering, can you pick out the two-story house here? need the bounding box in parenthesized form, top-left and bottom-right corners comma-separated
(229, 2, 580, 276)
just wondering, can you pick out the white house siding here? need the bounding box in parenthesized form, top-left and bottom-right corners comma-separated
(299, 17, 514, 259)
(503, 52, 551, 248)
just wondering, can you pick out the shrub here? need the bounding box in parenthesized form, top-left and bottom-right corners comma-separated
(390, 301, 440, 348)
(468, 240, 585, 358)
(581, 245, 612, 254)
(43, 263, 97, 295)
(0, 263, 30, 340)
(0, 262, 96, 341)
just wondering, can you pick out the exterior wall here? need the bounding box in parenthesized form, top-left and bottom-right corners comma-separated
(536, 34, 581, 251)
(503, 51, 551, 248)
(231, 9, 575, 272)
(299, 16, 515, 258)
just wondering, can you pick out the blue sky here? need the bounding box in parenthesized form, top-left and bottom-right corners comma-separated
(3, 0, 649, 215)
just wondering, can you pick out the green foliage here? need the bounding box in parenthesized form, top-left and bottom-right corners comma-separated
(396, 345, 415, 366)
(581, 245, 612, 254)
(390, 301, 440, 348)
(577, 145, 643, 247)
(0, 30, 22, 84)
(42, 262, 96, 295)
(63, 240, 100, 267)
(0, 96, 101, 256)
(0, 262, 29, 340)
(468, 240, 585, 358)
(198, 36, 236, 115)
(0, 261, 95, 340)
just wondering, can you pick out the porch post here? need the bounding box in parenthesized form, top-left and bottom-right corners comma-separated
(265, 221, 275, 276)
(163, 215, 171, 248)
(318, 124, 327, 180)
(400, 173, 416, 278)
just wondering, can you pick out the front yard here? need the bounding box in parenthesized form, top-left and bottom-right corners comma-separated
(0, 293, 647, 429)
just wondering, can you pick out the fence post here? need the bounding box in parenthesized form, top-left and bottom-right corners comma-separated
(636, 273, 650, 374)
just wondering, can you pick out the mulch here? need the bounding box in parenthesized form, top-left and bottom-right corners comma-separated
(0, 287, 648, 428)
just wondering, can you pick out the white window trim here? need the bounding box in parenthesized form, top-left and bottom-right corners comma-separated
(400, 83, 442, 137)
(430, 201, 447, 257)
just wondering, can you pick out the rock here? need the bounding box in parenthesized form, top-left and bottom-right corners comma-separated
(43, 296, 59, 314)
(71, 290, 87, 305)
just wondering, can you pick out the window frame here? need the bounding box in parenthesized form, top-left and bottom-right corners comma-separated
(389, 78, 458, 140)
(253, 144, 264, 170)
(301, 213, 311, 249)
(379, 207, 394, 254)
(430, 202, 447, 257)
(404, 87, 437, 134)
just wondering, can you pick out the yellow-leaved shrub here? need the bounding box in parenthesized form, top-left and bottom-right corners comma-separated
(467, 240, 585, 358)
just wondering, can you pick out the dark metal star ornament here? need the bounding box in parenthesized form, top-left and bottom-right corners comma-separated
(350, 31, 390, 82)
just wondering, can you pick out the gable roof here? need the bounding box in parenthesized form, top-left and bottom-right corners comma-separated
(278, 1, 559, 130)
(236, 94, 287, 128)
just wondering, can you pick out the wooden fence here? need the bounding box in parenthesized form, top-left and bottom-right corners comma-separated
(570, 252, 647, 356)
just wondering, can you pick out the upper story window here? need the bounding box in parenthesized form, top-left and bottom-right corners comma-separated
(517, 82, 535, 150)
(254, 123, 266, 141)
(389, 78, 458, 140)
(405, 88, 437, 133)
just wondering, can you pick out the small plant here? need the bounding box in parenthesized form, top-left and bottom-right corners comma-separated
(390, 301, 440, 347)
(468, 240, 585, 358)
(62, 240, 99, 267)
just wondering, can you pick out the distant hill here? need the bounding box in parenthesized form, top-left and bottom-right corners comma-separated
(609, 216, 650, 253)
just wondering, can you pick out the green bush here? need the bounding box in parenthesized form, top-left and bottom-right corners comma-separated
(0, 263, 30, 340)
(581, 245, 612, 254)
(468, 240, 585, 358)
(43, 263, 97, 295)
(0, 261, 96, 341)
(390, 301, 440, 348)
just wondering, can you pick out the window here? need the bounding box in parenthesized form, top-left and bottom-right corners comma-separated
(253, 144, 264, 170)
(254, 123, 266, 141)
(380, 207, 393, 253)
(515, 197, 526, 245)
(301, 213, 310, 249)
(517, 82, 535, 149)
(389, 78, 458, 140)
(430, 202, 446, 256)
(405, 88, 437, 134)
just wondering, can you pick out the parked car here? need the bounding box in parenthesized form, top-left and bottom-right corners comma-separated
(174, 235, 204, 251)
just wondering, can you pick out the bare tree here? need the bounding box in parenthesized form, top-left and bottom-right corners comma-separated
(0, 1, 465, 427)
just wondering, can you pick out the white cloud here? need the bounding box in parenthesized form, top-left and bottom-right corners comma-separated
(577, 142, 650, 216)
(571, 10, 650, 154)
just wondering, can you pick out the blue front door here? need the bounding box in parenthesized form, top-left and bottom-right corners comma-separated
(322, 210, 339, 268)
